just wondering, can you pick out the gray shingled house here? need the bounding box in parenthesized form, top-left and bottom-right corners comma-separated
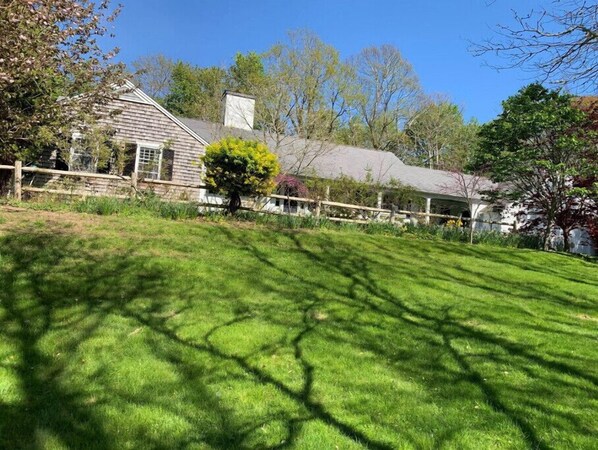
(29, 82, 492, 220)
(180, 91, 503, 229)
(29, 81, 207, 200)
(29, 83, 593, 254)
(34, 82, 498, 225)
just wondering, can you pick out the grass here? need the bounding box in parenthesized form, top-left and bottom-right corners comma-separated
(18, 195, 544, 250)
(0, 206, 597, 449)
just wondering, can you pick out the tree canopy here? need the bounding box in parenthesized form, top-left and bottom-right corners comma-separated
(163, 62, 227, 121)
(201, 137, 280, 213)
(347, 45, 422, 152)
(403, 97, 479, 170)
(473, 83, 597, 251)
(0, 0, 125, 166)
(132, 54, 175, 101)
(132, 30, 483, 173)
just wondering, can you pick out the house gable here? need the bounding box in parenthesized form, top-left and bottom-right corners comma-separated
(118, 81, 209, 147)
(89, 82, 208, 185)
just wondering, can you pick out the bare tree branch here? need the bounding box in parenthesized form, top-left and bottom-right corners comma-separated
(472, 0, 597, 91)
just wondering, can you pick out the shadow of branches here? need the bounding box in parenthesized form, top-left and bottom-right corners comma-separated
(0, 222, 596, 449)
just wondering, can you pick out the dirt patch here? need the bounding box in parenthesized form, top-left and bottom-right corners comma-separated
(575, 314, 598, 322)
(0, 205, 102, 235)
(1, 205, 28, 213)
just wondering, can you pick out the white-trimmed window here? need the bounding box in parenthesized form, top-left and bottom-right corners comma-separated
(135, 143, 162, 180)
(67, 135, 174, 180)
(133, 142, 174, 181)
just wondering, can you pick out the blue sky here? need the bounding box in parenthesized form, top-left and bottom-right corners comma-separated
(109, 0, 549, 123)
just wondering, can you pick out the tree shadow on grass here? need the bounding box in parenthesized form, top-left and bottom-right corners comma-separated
(1, 223, 596, 449)
(0, 227, 395, 449)
(0, 227, 180, 448)
(216, 227, 598, 449)
(434, 240, 598, 288)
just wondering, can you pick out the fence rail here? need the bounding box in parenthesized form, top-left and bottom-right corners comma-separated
(21, 166, 132, 181)
(2, 161, 516, 230)
(21, 186, 130, 199)
(142, 178, 206, 189)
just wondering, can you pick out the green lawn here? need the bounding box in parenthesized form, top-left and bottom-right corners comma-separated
(0, 207, 597, 449)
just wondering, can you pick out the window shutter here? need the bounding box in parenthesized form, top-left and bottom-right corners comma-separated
(161, 149, 175, 181)
(122, 143, 137, 176)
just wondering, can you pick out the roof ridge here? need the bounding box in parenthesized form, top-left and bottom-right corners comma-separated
(177, 116, 404, 163)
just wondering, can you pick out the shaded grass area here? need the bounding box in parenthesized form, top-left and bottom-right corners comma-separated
(0, 207, 597, 449)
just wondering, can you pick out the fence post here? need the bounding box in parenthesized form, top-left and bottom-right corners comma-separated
(131, 171, 138, 191)
(315, 200, 321, 220)
(425, 197, 432, 225)
(13, 160, 22, 201)
(390, 205, 396, 224)
(377, 191, 383, 209)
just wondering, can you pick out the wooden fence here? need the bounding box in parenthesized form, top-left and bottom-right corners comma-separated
(0, 162, 516, 229)
(267, 193, 514, 228)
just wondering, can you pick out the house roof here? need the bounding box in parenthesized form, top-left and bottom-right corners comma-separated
(179, 117, 493, 200)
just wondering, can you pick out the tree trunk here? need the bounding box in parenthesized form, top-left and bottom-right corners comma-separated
(542, 230, 551, 251)
(543, 217, 554, 251)
(228, 191, 241, 215)
(562, 228, 570, 253)
(0, 155, 14, 194)
(0, 171, 11, 195)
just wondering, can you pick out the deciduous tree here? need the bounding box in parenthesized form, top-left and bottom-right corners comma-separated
(0, 0, 125, 168)
(442, 170, 488, 244)
(228, 52, 266, 95)
(347, 45, 422, 152)
(253, 30, 353, 174)
(403, 97, 480, 169)
(163, 62, 227, 121)
(473, 83, 597, 251)
(131, 54, 175, 101)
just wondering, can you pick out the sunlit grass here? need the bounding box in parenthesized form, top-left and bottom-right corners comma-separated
(0, 207, 596, 449)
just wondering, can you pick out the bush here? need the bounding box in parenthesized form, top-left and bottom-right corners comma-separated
(201, 137, 280, 214)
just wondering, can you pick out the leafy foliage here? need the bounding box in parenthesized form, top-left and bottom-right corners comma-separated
(228, 52, 266, 95)
(345, 45, 422, 153)
(0, 0, 125, 166)
(274, 174, 309, 198)
(163, 62, 227, 121)
(305, 174, 422, 219)
(202, 137, 280, 213)
(403, 98, 480, 170)
(260, 30, 350, 141)
(474, 83, 598, 251)
(131, 31, 491, 178)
